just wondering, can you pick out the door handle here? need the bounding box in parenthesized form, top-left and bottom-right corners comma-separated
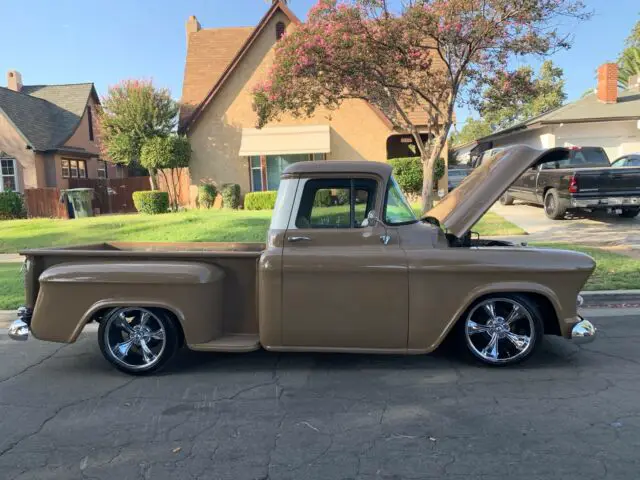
(287, 236, 311, 243)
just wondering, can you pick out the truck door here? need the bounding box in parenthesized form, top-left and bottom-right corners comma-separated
(519, 166, 541, 203)
(280, 176, 409, 351)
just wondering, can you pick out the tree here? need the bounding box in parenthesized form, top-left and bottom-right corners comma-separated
(140, 136, 191, 211)
(252, 0, 589, 211)
(97, 79, 178, 189)
(617, 20, 640, 88)
(450, 118, 492, 147)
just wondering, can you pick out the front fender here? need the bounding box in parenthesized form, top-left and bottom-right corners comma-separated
(30, 261, 224, 344)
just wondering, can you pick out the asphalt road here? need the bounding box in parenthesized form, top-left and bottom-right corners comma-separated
(1, 313, 639, 480)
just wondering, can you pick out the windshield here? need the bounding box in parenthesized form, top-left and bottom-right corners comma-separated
(384, 176, 418, 225)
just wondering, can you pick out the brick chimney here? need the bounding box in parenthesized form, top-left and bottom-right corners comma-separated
(597, 63, 618, 104)
(186, 15, 201, 45)
(7, 70, 23, 92)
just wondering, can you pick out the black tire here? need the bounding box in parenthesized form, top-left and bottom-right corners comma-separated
(98, 307, 182, 375)
(543, 189, 567, 220)
(619, 207, 639, 218)
(499, 193, 514, 206)
(456, 294, 544, 367)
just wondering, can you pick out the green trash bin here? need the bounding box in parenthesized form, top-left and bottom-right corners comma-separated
(64, 188, 95, 218)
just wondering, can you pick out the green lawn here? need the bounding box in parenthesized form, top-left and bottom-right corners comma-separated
(0, 263, 23, 310)
(532, 243, 640, 291)
(0, 208, 523, 253)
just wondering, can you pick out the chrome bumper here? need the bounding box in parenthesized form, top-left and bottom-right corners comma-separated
(7, 306, 31, 341)
(571, 197, 640, 208)
(570, 318, 596, 344)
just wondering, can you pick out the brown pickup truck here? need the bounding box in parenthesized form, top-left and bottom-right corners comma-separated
(9, 145, 597, 375)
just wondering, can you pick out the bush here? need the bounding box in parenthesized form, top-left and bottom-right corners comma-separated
(245, 191, 277, 210)
(221, 183, 241, 209)
(0, 191, 25, 219)
(313, 189, 332, 207)
(132, 191, 169, 214)
(198, 183, 217, 209)
(388, 157, 446, 194)
(335, 189, 350, 205)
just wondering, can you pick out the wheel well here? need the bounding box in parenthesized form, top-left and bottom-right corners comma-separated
(92, 306, 186, 344)
(543, 186, 553, 199)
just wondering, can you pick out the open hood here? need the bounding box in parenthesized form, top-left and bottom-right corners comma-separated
(425, 145, 570, 238)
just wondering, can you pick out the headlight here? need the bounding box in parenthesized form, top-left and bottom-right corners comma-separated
(576, 295, 584, 307)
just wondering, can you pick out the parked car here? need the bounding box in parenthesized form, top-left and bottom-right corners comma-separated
(611, 153, 640, 168)
(499, 146, 640, 219)
(447, 168, 471, 191)
(9, 145, 597, 374)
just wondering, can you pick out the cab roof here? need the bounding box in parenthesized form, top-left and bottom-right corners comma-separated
(283, 160, 392, 178)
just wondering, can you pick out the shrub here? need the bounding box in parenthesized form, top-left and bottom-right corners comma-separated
(335, 189, 350, 205)
(245, 191, 277, 210)
(221, 183, 241, 209)
(388, 157, 446, 194)
(132, 191, 169, 214)
(313, 189, 332, 207)
(0, 191, 25, 219)
(198, 183, 217, 209)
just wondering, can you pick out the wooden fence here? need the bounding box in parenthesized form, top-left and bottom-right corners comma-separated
(24, 188, 69, 219)
(69, 177, 152, 214)
(156, 168, 191, 208)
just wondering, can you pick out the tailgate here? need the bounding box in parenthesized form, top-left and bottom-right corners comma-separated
(576, 167, 640, 195)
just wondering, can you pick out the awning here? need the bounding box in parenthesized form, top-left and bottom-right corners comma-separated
(239, 125, 331, 156)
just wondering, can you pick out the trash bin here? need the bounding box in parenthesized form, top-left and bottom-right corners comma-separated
(64, 188, 94, 218)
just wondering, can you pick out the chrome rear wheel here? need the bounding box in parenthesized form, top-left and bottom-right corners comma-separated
(463, 296, 542, 366)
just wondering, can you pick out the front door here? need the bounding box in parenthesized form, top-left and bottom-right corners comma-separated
(281, 176, 409, 350)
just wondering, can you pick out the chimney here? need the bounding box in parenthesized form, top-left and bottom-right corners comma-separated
(597, 63, 618, 104)
(186, 15, 201, 45)
(7, 70, 23, 92)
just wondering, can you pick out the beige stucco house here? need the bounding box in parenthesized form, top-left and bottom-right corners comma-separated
(179, 1, 442, 196)
(0, 71, 122, 193)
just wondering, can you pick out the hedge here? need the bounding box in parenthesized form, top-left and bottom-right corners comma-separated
(221, 183, 241, 209)
(132, 191, 169, 214)
(0, 191, 25, 219)
(245, 191, 277, 210)
(198, 183, 217, 209)
(388, 157, 446, 194)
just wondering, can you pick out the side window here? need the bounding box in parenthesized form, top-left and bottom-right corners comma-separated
(295, 178, 377, 229)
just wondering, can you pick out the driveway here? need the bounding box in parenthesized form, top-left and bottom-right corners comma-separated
(1, 312, 640, 479)
(491, 202, 640, 249)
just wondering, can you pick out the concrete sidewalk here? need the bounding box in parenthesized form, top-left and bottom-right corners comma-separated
(0, 253, 23, 263)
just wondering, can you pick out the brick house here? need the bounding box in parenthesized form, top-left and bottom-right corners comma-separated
(179, 1, 446, 197)
(0, 71, 123, 193)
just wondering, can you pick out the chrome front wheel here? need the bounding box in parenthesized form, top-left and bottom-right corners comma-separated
(462, 296, 542, 366)
(98, 307, 180, 375)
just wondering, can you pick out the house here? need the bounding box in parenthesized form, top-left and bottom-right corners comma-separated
(0, 71, 122, 193)
(179, 1, 445, 197)
(454, 64, 640, 163)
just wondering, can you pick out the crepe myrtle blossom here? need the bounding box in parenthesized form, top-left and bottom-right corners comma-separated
(253, 0, 590, 211)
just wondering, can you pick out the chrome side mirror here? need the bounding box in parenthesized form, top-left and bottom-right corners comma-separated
(364, 210, 379, 228)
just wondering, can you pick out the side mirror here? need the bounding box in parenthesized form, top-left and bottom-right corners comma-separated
(364, 210, 379, 227)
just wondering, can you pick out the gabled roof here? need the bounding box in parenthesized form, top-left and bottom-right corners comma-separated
(464, 87, 640, 148)
(180, 1, 301, 132)
(0, 83, 97, 151)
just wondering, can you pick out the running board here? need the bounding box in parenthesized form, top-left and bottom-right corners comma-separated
(188, 334, 260, 352)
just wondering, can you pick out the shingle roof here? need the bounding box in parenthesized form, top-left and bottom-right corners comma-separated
(0, 83, 95, 151)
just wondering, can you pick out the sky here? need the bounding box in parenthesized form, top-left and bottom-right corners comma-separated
(1, 0, 638, 127)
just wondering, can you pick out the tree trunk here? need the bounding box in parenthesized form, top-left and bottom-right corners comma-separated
(149, 169, 157, 190)
(420, 127, 450, 214)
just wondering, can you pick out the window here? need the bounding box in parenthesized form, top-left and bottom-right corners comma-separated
(87, 106, 94, 141)
(249, 153, 326, 192)
(61, 159, 88, 179)
(295, 178, 377, 229)
(384, 176, 418, 225)
(276, 21, 286, 40)
(97, 160, 108, 179)
(0, 158, 17, 192)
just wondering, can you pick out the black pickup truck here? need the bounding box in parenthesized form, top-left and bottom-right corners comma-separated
(496, 146, 640, 219)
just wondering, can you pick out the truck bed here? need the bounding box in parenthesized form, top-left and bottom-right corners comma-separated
(21, 242, 266, 342)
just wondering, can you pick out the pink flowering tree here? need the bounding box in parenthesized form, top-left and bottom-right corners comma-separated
(253, 0, 589, 211)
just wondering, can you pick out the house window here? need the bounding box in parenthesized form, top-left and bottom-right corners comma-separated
(97, 160, 108, 179)
(249, 153, 326, 192)
(61, 159, 88, 179)
(276, 21, 286, 40)
(87, 106, 94, 141)
(0, 158, 17, 192)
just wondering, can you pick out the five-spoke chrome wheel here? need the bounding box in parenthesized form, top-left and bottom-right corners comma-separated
(98, 307, 181, 375)
(463, 296, 541, 366)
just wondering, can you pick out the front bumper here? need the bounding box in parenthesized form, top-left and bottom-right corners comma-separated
(570, 317, 597, 344)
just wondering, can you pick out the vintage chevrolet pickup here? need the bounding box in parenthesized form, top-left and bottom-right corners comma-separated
(9, 145, 597, 375)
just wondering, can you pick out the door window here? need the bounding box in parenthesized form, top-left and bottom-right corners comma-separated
(295, 178, 377, 229)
